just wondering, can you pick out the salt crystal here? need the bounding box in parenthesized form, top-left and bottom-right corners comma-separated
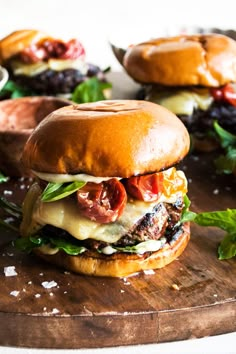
(52, 308, 59, 314)
(4, 217, 14, 224)
(28, 281, 32, 285)
(171, 283, 180, 291)
(120, 289, 125, 293)
(143, 269, 155, 275)
(41, 280, 57, 289)
(10, 290, 19, 297)
(4, 266, 17, 277)
(49, 292, 54, 296)
(3, 190, 13, 195)
(35, 294, 41, 298)
(213, 189, 219, 195)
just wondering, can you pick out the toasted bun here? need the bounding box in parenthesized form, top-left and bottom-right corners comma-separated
(0, 29, 49, 64)
(34, 223, 190, 277)
(123, 34, 236, 87)
(22, 100, 190, 177)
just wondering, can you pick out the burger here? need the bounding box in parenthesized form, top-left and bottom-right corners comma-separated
(19, 100, 190, 277)
(122, 33, 236, 151)
(0, 29, 108, 98)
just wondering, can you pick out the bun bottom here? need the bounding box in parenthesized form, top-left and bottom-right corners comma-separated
(34, 223, 190, 277)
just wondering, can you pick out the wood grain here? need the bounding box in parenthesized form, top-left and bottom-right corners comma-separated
(0, 72, 235, 349)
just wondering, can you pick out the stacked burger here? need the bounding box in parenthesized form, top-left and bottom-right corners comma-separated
(18, 100, 191, 277)
(122, 33, 236, 153)
(0, 29, 108, 98)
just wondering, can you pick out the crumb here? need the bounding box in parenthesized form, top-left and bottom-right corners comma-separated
(10, 290, 19, 297)
(43, 307, 47, 311)
(35, 294, 41, 298)
(4, 266, 17, 277)
(49, 292, 54, 296)
(64, 291, 68, 294)
(41, 281, 57, 289)
(171, 283, 180, 291)
(6, 252, 14, 256)
(64, 271, 70, 275)
(20, 184, 26, 190)
(28, 281, 32, 285)
(213, 294, 218, 297)
(120, 289, 125, 293)
(39, 273, 44, 276)
(213, 189, 219, 195)
(192, 155, 199, 161)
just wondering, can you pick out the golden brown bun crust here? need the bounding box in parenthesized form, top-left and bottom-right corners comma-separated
(22, 100, 190, 177)
(0, 29, 49, 64)
(123, 34, 236, 87)
(34, 223, 190, 277)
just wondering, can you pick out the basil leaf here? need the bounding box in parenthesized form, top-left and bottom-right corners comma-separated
(50, 238, 86, 255)
(72, 77, 112, 103)
(14, 235, 46, 253)
(41, 181, 86, 202)
(215, 148, 236, 174)
(0, 172, 8, 183)
(193, 209, 236, 234)
(218, 233, 236, 260)
(213, 121, 236, 149)
(0, 80, 32, 98)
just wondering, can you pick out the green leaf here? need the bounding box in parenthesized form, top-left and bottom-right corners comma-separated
(215, 148, 236, 174)
(50, 238, 86, 255)
(179, 195, 197, 223)
(0, 172, 8, 183)
(213, 121, 236, 149)
(14, 235, 46, 253)
(41, 181, 86, 202)
(0, 80, 32, 98)
(71, 77, 112, 103)
(194, 209, 236, 234)
(218, 233, 236, 260)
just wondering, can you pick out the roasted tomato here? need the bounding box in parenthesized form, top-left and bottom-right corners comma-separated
(211, 84, 236, 107)
(125, 167, 187, 202)
(124, 173, 164, 202)
(76, 178, 127, 223)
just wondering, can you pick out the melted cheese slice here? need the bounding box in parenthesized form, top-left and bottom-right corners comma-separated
(21, 182, 160, 243)
(10, 58, 88, 77)
(146, 88, 213, 115)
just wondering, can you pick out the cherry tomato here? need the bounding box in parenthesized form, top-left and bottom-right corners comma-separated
(76, 179, 127, 224)
(210, 84, 236, 107)
(124, 173, 164, 202)
(60, 39, 85, 60)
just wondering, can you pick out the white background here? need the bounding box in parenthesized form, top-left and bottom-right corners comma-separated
(0, 0, 236, 352)
(1, 0, 236, 71)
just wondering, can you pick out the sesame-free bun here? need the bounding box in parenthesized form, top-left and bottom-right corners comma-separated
(34, 223, 190, 277)
(22, 100, 190, 177)
(0, 29, 49, 64)
(123, 34, 236, 87)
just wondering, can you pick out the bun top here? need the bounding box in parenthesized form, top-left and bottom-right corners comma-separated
(123, 34, 236, 87)
(0, 29, 49, 64)
(22, 100, 190, 177)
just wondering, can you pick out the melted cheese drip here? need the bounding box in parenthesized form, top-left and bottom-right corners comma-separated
(10, 58, 88, 77)
(32, 171, 121, 184)
(146, 88, 213, 115)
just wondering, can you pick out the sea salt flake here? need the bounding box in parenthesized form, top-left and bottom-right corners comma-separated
(3, 190, 13, 195)
(10, 290, 19, 297)
(4, 266, 18, 277)
(35, 294, 41, 298)
(143, 269, 155, 275)
(213, 189, 219, 195)
(52, 308, 60, 314)
(41, 280, 57, 289)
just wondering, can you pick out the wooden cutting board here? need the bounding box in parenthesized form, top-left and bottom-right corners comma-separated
(0, 72, 235, 349)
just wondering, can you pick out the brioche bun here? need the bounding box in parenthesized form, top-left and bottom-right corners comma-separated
(0, 29, 49, 64)
(22, 100, 190, 177)
(123, 34, 236, 87)
(34, 223, 190, 277)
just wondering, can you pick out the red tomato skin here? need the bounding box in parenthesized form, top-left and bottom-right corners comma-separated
(76, 179, 127, 224)
(210, 84, 236, 107)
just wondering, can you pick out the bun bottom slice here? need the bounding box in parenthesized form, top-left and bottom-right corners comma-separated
(20, 100, 191, 277)
(34, 223, 190, 277)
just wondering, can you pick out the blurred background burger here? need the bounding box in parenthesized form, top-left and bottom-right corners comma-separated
(0, 29, 111, 102)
